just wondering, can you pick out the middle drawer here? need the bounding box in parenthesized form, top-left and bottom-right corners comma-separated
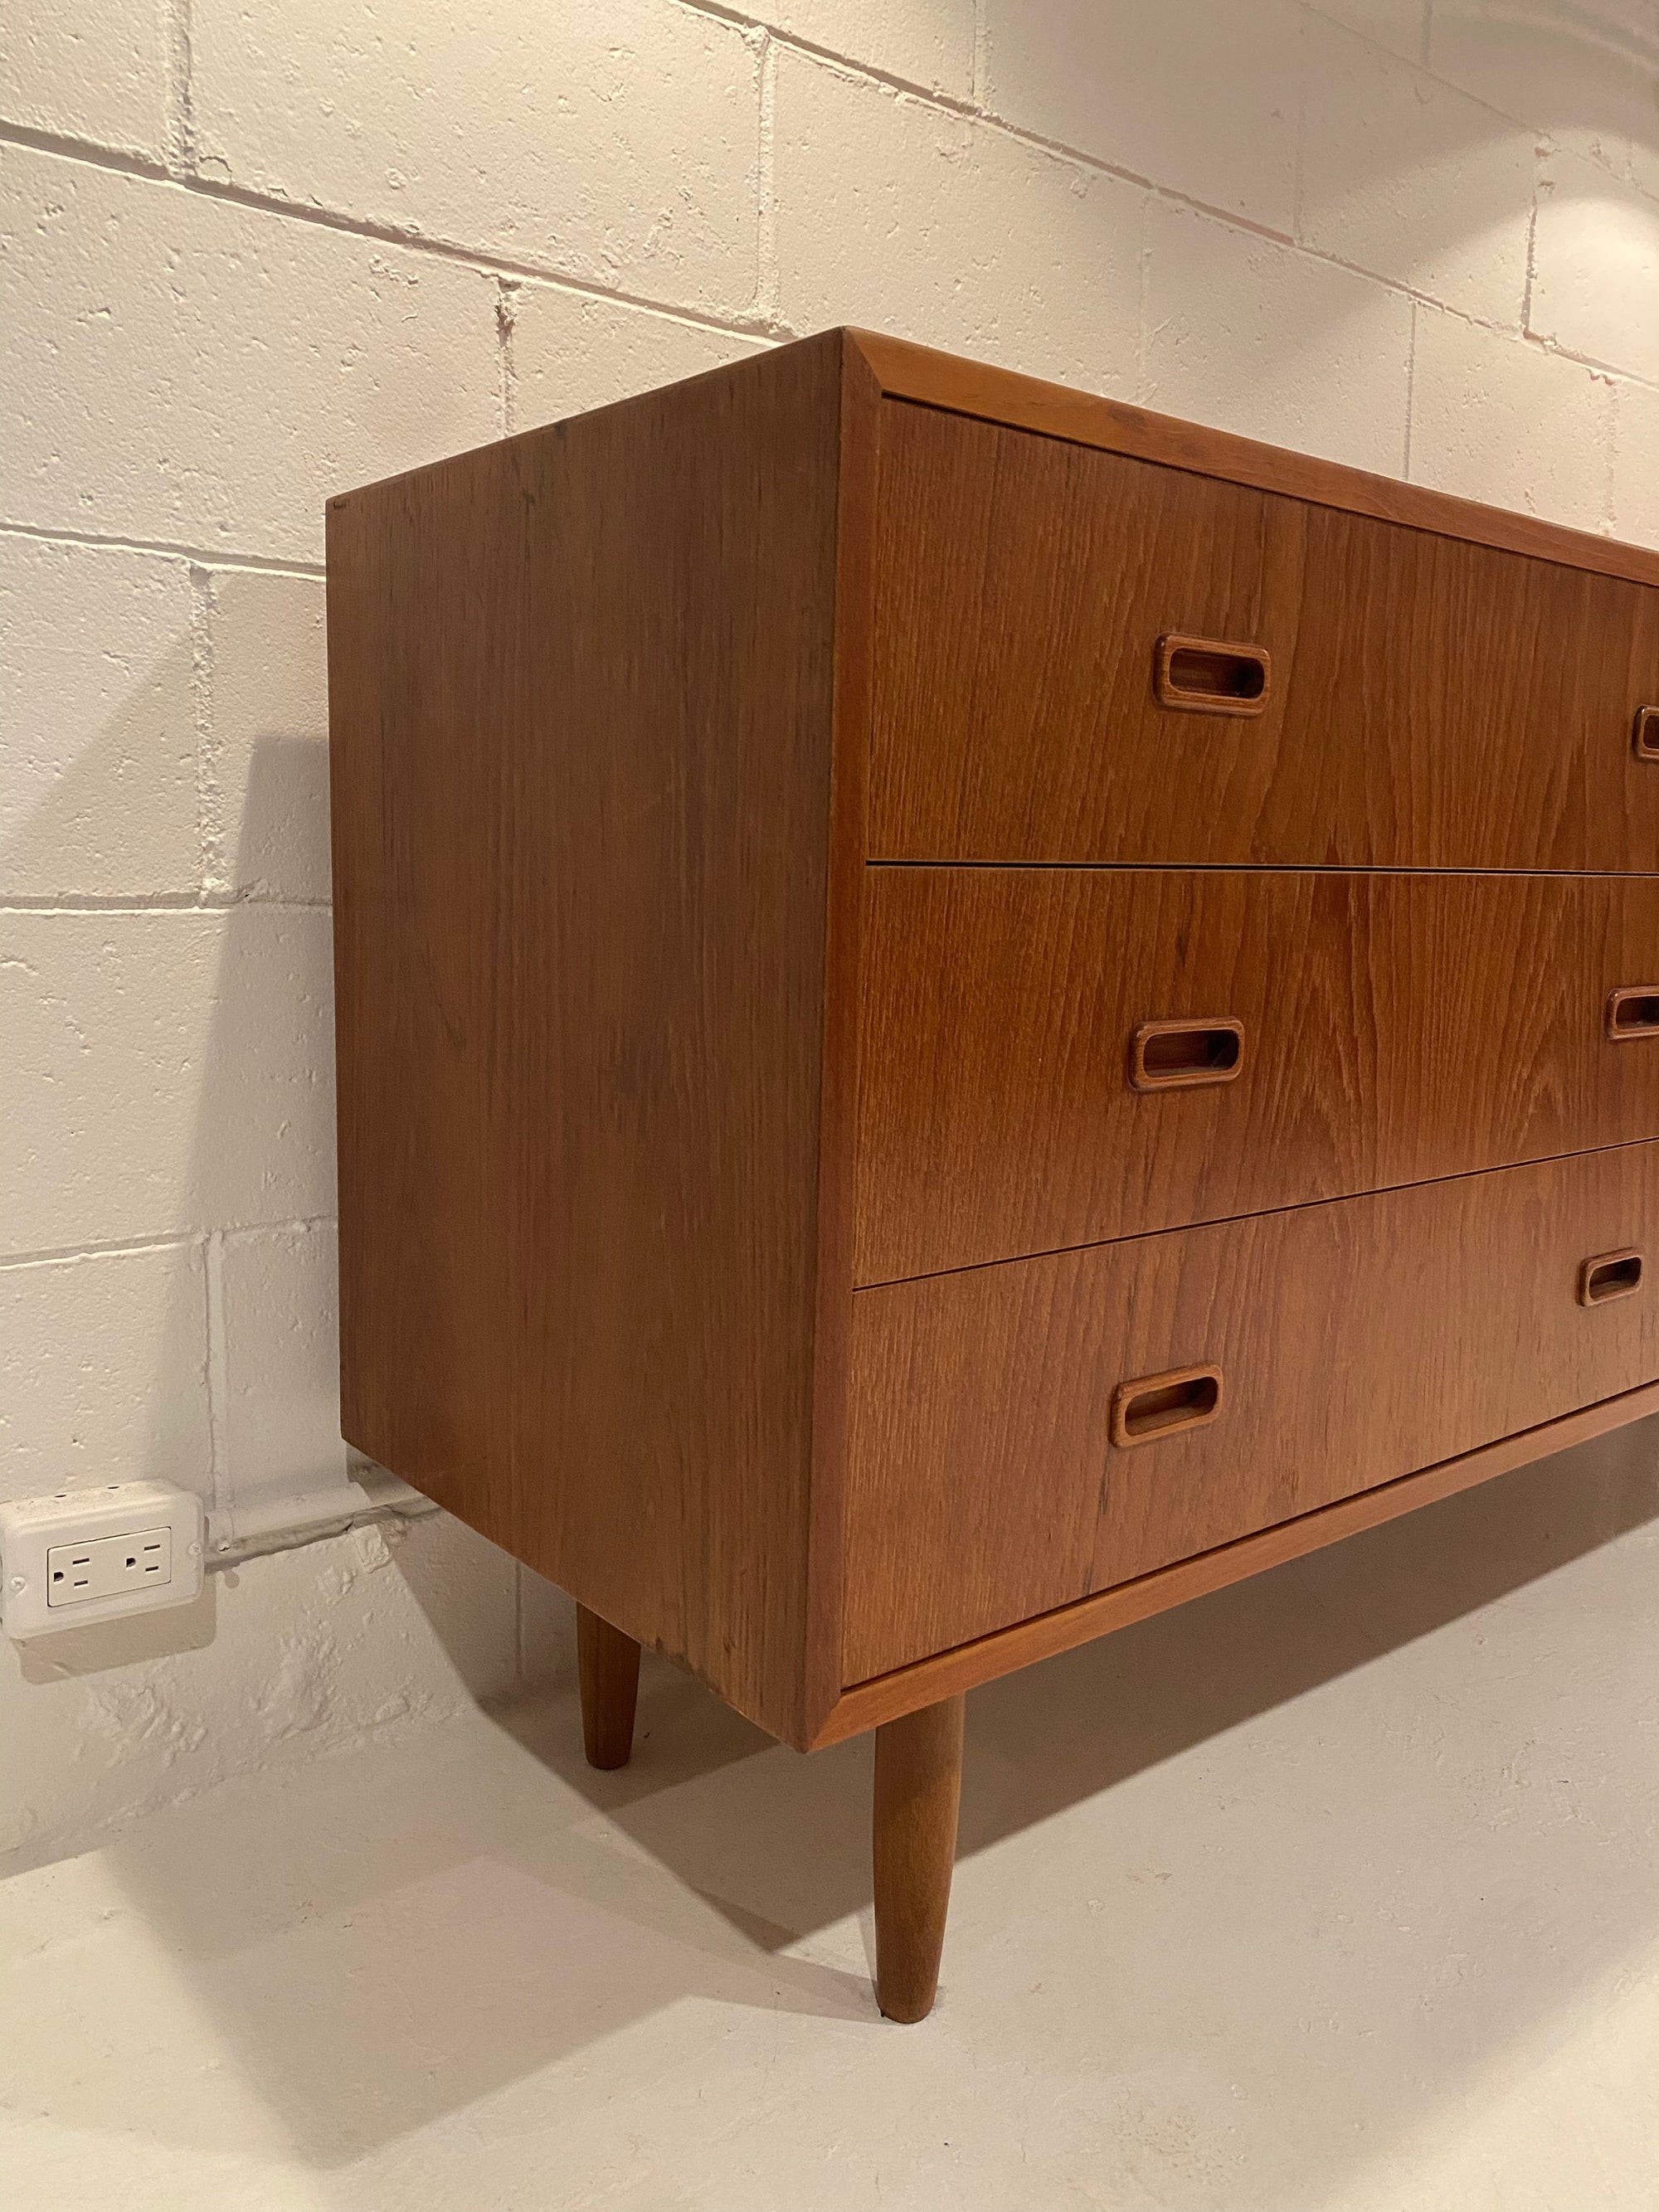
(856, 867, 1659, 1283)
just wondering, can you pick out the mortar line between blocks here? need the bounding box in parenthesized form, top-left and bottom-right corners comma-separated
(1604, 379, 1620, 538)
(0, 1232, 209, 1271)
(1403, 301, 1418, 480)
(188, 566, 221, 897)
(495, 277, 520, 438)
(674, 0, 975, 104)
(755, 32, 779, 328)
(1135, 194, 1151, 404)
(1519, 332, 1659, 396)
(0, 125, 792, 343)
(0, 519, 326, 577)
(674, 0, 1659, 215)
(1292, 4, 1308, 243)
(217, 1216, 338, 1249)
(0, 1218, 338, 1271)
(204, 1228, 228, 1515)
(162, 0, 197, 179)
(1522, 140, 1543, 338)
(0, 895, 333, 913)
(0, 96, 1444, 327)
(12, 113, 1659, 400)
(683, 0, 1646, 153)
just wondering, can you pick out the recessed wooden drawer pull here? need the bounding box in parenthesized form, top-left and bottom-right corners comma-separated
(1129, 1015, 1244, 1091)
(1110, 1364, 1224, 1448)
(1579, 1248, 1643, 1305)
(1154, 633, 1271, 717)
(1634, 706, 1659, 760)
(1607, 985, 1659, 1039)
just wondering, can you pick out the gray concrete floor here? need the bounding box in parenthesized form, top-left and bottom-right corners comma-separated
(4, 1427, 1659, 2210)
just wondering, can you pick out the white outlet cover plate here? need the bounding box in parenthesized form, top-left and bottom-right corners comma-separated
(0, 1481, 205, 1640)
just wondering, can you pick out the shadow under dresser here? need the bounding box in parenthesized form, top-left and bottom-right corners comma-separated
(326, 328, 1659, 2020)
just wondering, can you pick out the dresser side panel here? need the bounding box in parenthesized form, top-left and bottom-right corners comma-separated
(327, 338, 845, 1745)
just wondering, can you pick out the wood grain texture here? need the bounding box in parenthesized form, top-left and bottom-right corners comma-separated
(870, 401, 1659, 868)
(815, 1378, 1659, 1746)
(844, 1141, 1659, 1681)
(328, 333, 852, 1748)
(794, 334, 883, 1740)
(577, 1605, 640, 1770)
(872, 1694, 965, 2024)
(856, 868, 1659, 1281)
(849, 328, 1659, 590)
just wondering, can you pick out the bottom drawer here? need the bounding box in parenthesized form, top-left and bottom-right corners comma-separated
(843, 1143, 1659, 1682)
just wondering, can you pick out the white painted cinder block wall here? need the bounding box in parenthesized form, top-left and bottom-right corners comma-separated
(5, 0, 1659, 1864)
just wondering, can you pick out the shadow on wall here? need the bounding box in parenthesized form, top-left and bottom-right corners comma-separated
(5, 715, 340, 1680)
(6, 568, 497, 1598)
(1, 558, 546, 1868)
(46, 1411, 1659, 2185)
(4, 573, 338, 1528)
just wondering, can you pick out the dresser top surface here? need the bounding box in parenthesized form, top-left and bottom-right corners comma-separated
(333, 325, 1659, 591)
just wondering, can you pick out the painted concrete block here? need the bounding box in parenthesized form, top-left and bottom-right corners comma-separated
(1532, 148, 1659, 386)
(511, 287, 766, 435)
(216, 1222, 348, 1515)
(1, 537, 200, 899)
(1301, 17, 1534, 326)
(1611, 375, 1659, 552)
(1431, 0, 1659, 201)
(1409, 305, 1613, 533)
(749, 0, 975, 94)
(1314, 0, 1428, 65)
(981, 0, 1302, 232)
(191, 0, 762, 315)
(0, 147, 499, 564)
(0, 1244, 212, 1501)
(206, 571, 330, 902)
(0, 0, 171, 160)
(1144, 201, 1413, 473)
(2, 908, 336, 1254)
(774, 51, 1141, 395)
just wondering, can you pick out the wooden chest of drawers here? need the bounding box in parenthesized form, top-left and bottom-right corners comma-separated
(328, 328, 1659, 2022)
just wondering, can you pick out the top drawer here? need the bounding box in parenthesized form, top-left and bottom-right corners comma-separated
(870, 402, 1659, 870)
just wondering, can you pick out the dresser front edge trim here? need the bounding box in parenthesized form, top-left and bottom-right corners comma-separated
(846, 329, 1659, 590)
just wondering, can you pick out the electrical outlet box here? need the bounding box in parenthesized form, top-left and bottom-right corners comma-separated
(0, 1482, 204, 1639)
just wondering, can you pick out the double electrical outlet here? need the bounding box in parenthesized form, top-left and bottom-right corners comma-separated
(0, 1481, 205, 1640)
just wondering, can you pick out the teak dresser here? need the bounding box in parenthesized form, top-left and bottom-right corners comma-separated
(328, 329, 1659, 2022)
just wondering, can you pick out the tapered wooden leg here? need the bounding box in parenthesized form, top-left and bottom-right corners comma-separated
(577, 1604, 640, 1770)
(872, 1693, 966, 2023)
